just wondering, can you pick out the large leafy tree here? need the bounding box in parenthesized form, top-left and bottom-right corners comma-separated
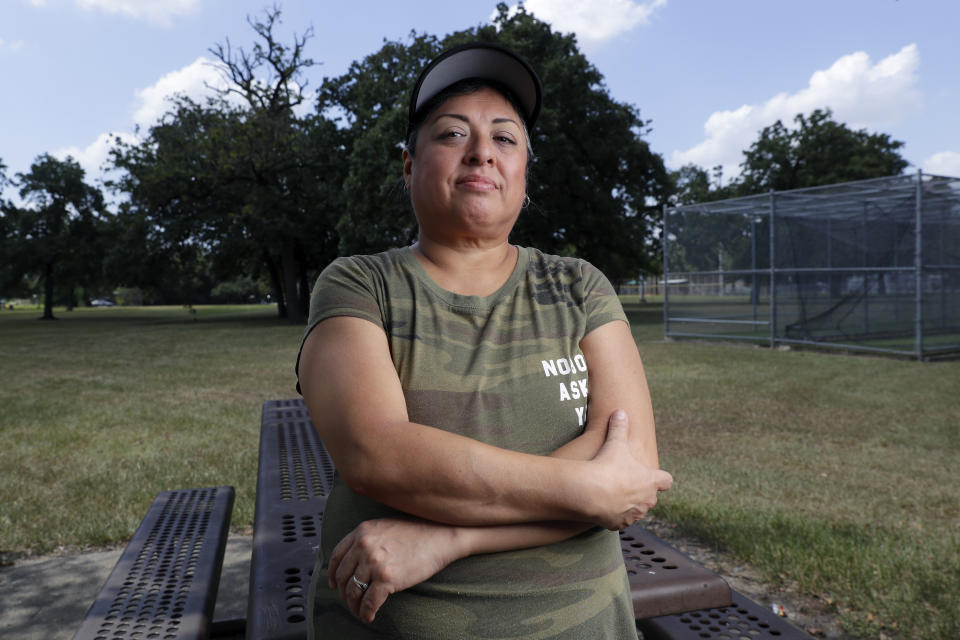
(735, 108, 909, 194)
(109, 7, 344, 321)
(668, 164, 736, 207)
(319, 3, 669, 281)
(206, 7, 345, 322)
(667, 109, 909, 211)
(665, 110, 909, 274)
(664, 164, 756, 273)
(732, 109, 909, 299)
(0, 158, 20, 297)
(108, 99, 239, 306)
(316, 34, 441, 256)
(9, 154, 105, 319)
(109, 3, 669, 308)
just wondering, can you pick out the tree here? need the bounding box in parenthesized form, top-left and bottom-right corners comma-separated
(109, 3, 669, 305)
(319, 4, 669, 281)
(100, 197, 217, 306)
(109, 7, 344, 322)
(735, 108, 909, 194)
(108, 100, 237, 306)
(316, 33, 441, 256)
(10, 154, 105, 319)
(0, 158, 19, 298)
(664, 110, 909, 294)
(665, 164, 759, 274)
(668, 164, 741, 207)
(204, 6, 348, 323)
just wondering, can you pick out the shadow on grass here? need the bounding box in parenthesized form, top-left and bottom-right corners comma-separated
(0, 305, 299, 330)
(623, 301, 663, 326)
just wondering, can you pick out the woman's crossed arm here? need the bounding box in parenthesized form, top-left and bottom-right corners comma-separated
(299, 316, 671, 531)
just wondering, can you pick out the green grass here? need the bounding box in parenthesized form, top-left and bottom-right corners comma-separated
(624, 301, 960, 639)
(0, 304, 303, 554)
(1, 302, 958, 638)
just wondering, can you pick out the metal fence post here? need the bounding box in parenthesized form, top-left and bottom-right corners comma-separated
(914, 170, 924, 360)
(663, 204, 670, 339)
(751, 216, 758, 325)
(862, 202, 870, 334)
(769, 190, 777, 349)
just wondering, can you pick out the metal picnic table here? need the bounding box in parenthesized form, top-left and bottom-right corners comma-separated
(246, 400, 807, 639)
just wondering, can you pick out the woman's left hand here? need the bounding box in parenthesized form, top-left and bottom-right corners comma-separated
(328, 517, 467, 623)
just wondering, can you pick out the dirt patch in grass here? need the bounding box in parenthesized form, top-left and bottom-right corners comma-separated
(644, 516, 859, 639)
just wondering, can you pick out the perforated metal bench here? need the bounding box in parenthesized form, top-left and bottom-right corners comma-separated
(246, 400, 335, 640)
(620, 524, 733, 619)
(637, 588, 811, 639)
(73, 486, 235, 640)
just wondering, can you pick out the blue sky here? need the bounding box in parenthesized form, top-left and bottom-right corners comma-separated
(1, 0, 958, 201)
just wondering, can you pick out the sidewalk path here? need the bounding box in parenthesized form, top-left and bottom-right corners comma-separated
(0, 535, 251, 640)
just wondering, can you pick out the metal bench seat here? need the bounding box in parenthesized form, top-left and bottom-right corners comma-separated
(73, 486, 235, 640)
(637, 588, 811, 639)
(246, 400, 335, 640)
(620, 523, 732, 619)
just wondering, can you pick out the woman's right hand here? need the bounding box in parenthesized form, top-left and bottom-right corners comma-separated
(589, 409, 674, 530)
(327, 517, 468, 623)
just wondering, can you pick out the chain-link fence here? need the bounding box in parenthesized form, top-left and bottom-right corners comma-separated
(663, 172, 960, 360)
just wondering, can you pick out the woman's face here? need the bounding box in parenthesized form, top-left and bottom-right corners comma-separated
(403, 87, 528, 245)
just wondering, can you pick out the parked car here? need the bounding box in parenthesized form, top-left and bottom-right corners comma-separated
(90, 299, 116, 307)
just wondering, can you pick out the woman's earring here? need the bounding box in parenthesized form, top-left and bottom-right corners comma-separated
(522, 194, 531, 209)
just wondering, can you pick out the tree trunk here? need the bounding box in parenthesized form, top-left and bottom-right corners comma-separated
(41, 262, 56, 320)
(263, 250, 287, 319)
(281, 243, 305, 324)
(296, 244, 311, 317)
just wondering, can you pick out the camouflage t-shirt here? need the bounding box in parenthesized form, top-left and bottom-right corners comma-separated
(298, 246, 637, 639)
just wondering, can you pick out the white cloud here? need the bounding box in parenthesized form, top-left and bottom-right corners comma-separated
(39, 57, 308, 190)
(132, 56, 236, 128)
(133, 56, 317, 128)
(53, 131, 138, 183)
(670, 44, 922, 179)
(47, 55, 317, 192)
(0, 37, 26, 51)
(922, 151, 960, 178)
(48, 57, 234, 185)
(75, 0, 200, 26)
(498, 0, 666, 47)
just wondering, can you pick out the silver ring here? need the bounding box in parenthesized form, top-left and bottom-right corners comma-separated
(351, 575, 369, 592)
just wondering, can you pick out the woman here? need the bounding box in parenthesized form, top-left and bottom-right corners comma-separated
(297, 42, 673, 639)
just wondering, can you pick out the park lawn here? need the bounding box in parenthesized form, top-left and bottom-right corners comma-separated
(1, 302, 958, 639)
(623, 299, 959, 639)
(0, 305, 303, 553)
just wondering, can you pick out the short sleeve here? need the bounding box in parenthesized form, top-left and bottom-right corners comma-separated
(294, 257, 386, 392)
